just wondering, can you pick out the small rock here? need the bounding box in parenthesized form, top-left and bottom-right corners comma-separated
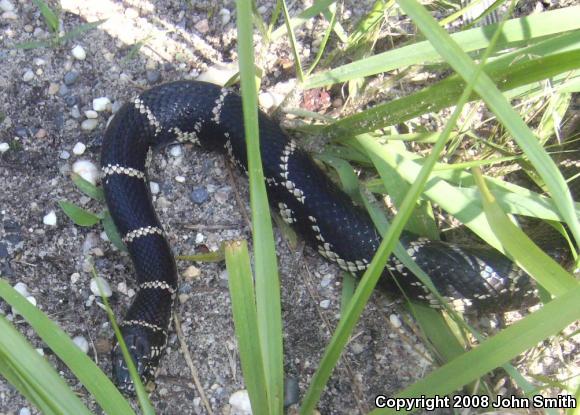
(0, 142, 9, 153)
(389, 314, 402, 328)
(214, 190, 229, 204)
(72, 336, 89, 353)
(82, 233, 100, 254)
(19, 408, 31, 415)
(284, 377, 300, 407)
(178, 293, 190, 304)
(169, 145, 182, 157)
(26, 296, 36, 307)
(72, 142, 86, 155)
(70, 272, 80, 284)
(59, 150, 70, 160)
(84, 110, 98, 119)
(229, 390, 252, 415)
(48, 82, 59, 95)
(175, 175, 186, 183)
(1, 9, 15, 19)
(92, 97, 111, 112)
(196, 63, 237, 86)
(319, 299, 330, 309)
(90, 277, 112, 297)
(124, 7, 139, 19)
(43, 211, 57, 226)
(81, 119, 98, 131)
(0, 0, 15, 12)
(22, 69, 34, 82)
(190, 187, 209, 204)
(72, 160, 99, 185)
(34, 128, 47, 139)
(64, 71, 79, 86)
(64, 95, 77, 107)
(117, 281, 128, 295)
(146, 70, 161, 84)
(71, 45, 86, 60)
(194, 18, 209, 33)
(0, 242, 8, 258)
(149, 181, 160, 194)
(320, 274, 333, 287)
(13, 282, 29, 297)
(58, 84, 69, 96)
(183, 265, 200, 279)
(219, 8, 231, 26)
(33, 58, 46, 66)
(195, 233, 204, 244)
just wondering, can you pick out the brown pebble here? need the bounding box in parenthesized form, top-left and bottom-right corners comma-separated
(34, 128, 47, 139)
(95, 338, 112, 354)
(48, 83, 59, 95)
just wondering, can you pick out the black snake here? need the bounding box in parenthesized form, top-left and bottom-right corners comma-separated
(101, 80, 549, 392)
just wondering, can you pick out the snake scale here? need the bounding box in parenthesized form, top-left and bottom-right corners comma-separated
(101, 80, 543, 392)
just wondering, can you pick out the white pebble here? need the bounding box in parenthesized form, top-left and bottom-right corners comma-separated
(0, 142, 9, 153)
(22, 69, 34, 82)
(81, 118, 98, 131)
(70, 272, 80, 284)
(320, 299, 330, 309)
(219, 8, 231, 26)
(33, 58, 46, 66)
(71, 45, 86, 60)
(84, 110, 98, 119)
(149, 181, 160, 194)
(258, 92, 284, 110)
(43, 210, 57, 226)
(72, 142, 86, 155)
(72, 159, 99, 185)
(0, 0, 15, 12)
(389, 314, 402, 328)
(2, 10, 16, 19)
(72, 336, 89, 353)
(90, 277, 112, 297)
(92, 97, 111, 112)
(59, 150, 70, 160)
(13, 282, 29, 297)
(175, 175, 186, 183)
(26, 296, 36, 306)
(169, 145, 182, 157)
(19, 408, 31, 415)
(195, 233, 204, 244)
(117, 281, 128, 295)
(229, 390, 252, 415)
(196, 63, 237, 86)
(36, 348, 44, 356)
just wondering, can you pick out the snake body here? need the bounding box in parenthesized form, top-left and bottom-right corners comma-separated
(101, 80, 538, 391)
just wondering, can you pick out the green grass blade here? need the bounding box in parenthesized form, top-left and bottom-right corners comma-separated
(225, 240, 269, 415)
(58, 200, 100, 226)
(236, 0, 284, 412)
(281, 0, 304, 82)
(370, 284, 580, 414)
(304, 5, 580, 88)
(102, 210, 128, 252)
(473, 168, 577, 296)
(0, 316, 92, 415)
(397, 0, 580, 259)
(270, 0, 337, 41)
(327, 47, 580, 138)
(0, 279, 136, 415)
(71, 173, 105, 201)
(58, 19, 107, 44)
(32, 0, 59, 33)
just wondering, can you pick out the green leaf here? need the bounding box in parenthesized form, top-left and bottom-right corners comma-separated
(58, 201, 100, 227)
(71, 173, 105, 202)
(225, 240, 269, 415)
(0, 280, 135, 414)
(32, 0, 59, 33)
(102, 211, 128, 252)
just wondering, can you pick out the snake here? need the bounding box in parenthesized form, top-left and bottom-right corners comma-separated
(101, 80, 548, 392)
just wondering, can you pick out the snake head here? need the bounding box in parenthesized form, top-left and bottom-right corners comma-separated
(111, 324, 166, 395)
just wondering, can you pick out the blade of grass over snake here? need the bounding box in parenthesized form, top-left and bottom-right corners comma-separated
(304, 5, 580, 88)
(0, 279, 136, 415)
(236, 0, 284, 412)
(369, 284, 580, 414)
(225, 241, 269, 415)
(300, 33, 488, 412)
(473, 168, 577, 296)
(397, 0, 580, 259)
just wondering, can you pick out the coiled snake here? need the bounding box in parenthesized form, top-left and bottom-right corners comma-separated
(101, 80, 547, 392)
